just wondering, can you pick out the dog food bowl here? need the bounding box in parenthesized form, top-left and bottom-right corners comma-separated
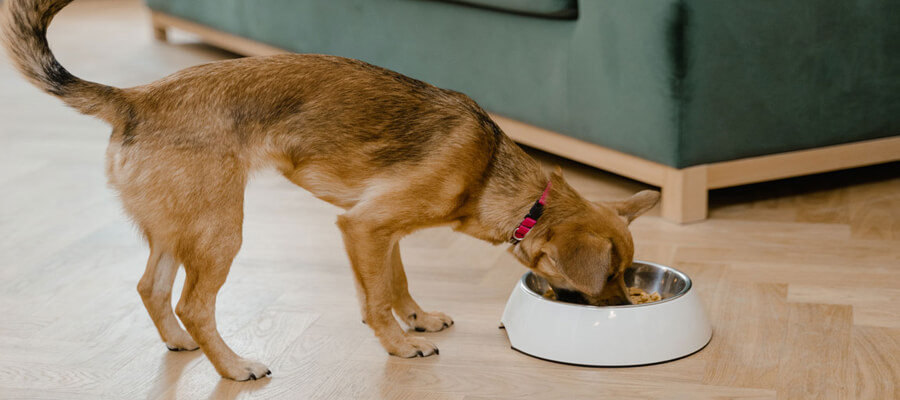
(500, 261, 711, 366)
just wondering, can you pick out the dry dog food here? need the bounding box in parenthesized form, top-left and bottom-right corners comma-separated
(628, 287, 662, 304)
(542, 287, 661, 305)
(543, 287, 557, 300)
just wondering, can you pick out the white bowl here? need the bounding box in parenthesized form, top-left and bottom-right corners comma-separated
(500, 261, 712, 366)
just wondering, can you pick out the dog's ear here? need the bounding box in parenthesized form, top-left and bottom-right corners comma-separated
(551, 166, 564, 179)
(542, 235, 612, 296)
(608, 190, 660, 223)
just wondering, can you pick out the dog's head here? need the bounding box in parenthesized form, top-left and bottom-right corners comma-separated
(510, 178, 659, 305)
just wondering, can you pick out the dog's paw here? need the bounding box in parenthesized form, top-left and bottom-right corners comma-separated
(407, 311, 454, 333)
(386, 336, 439, 358)
(220, 358, 272, 382)
(165, 332, 199, 352)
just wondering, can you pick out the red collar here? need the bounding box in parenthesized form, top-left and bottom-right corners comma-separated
(510, 181, 552, 244)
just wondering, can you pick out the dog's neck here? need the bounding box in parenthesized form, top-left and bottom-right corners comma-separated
(456, 137, 575, 245)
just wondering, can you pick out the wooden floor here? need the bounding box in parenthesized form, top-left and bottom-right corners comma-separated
(1, 1, 898, 399)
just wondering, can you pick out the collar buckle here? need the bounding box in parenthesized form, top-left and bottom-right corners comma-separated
(510, 181, 552, 244)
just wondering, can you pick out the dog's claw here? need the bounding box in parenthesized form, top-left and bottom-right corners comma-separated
(442, 322, 449, 328)
(416, 350, 424, 357)
(410, 313, 417, 320)
(434, 348, 439, 355)
(414, 327, 426, 332)
(248, 373, 257, 381)
(265, 369, 272, 376)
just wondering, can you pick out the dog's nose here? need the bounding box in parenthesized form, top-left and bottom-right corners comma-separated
(552, 287, 589, 305)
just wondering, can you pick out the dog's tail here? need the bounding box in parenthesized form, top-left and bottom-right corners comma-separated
(2, 0, 129, 124)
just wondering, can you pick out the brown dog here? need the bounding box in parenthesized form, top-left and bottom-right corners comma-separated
(3, 0, 659, 381)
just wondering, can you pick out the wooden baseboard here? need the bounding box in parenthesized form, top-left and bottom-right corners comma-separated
(706, 136, 900, 189)
(150, 11, 289, 56)
(149, 10, 900, 223)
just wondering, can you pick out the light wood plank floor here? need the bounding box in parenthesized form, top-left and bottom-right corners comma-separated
(1, 1, 898, 399)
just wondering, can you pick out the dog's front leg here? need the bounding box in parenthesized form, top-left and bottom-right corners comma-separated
(389, 243, 454, 332)
(337, 215, 439, 357)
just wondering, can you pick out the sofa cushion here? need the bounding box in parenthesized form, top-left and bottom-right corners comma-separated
(436, 0, 577, 19)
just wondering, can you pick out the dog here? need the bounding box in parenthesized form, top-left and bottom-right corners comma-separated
(2, 0, 660, 381)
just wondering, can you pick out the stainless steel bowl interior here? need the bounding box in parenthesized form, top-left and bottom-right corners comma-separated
(522, 261, 692, 307)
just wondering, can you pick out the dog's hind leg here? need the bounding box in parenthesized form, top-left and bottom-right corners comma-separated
(174, 215, 271, 381)
(389, 243, 454, 332)
(137, 243, 198, 351)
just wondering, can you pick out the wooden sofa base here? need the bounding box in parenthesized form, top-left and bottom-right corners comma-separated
(150, 11, 900, 223)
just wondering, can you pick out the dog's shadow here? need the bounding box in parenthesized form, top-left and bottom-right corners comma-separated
(206, 376, 272, 400)
(147, 350, 271, 400)
(147, 350, 202, 400)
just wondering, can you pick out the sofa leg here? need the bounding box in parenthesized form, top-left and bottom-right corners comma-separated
(153, 25, 168, 42)
(150, 11, 168, 42)
(661, 165, 708, 223)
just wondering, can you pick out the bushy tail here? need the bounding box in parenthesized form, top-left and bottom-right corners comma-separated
(2, 0, 128, 123)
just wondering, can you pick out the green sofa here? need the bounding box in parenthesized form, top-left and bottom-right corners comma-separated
(145, 0, 900, 222)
